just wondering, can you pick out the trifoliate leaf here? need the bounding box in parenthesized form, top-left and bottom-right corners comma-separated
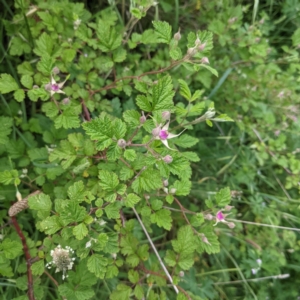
(0, 74, 18, 94)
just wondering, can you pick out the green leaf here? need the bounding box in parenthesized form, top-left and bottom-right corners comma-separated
(68, 181, 95, 203)
(150, 209, 172, 230)
(49, 140, 77, 169)
(174, 135, 199, 148)
(0, 74, 19, 94)
(0, 169, 19, 185)
(21, 75, 33, 89)
(123, 110, 141, 126)
(110, 284, 132, 300)
(200, 64, 218, 77)
(152, 75, 175, 111)
(59, 201, 87, 225)
(34, 33, 54, 57)
(14, 89, 25, 102)
(37, 55, 55, 75)
(215, 187, 231, 206)
(83, 114, 113, 150)
(172, 226, 197, 254)
(134, 285, 144, 300)
(113, 47, 127, 62)
(152, 21, 172, 43)
(197, 226, 220, 254)
(87, 254, 108, 279)
(28, 88, 50, 102)
(40, 215, 62, 234)
(132, 168, 162, 193)
(178, 79, 191, 101)
(0, 116, 13, 144)
(172, 179, 191, 196)
(96, 20, 122, 52)
(73, 223, 88, 240)
(0, 238, 22, 259)
(124, 149, 136, 161)
(28, 193, 52, 212)
(125, 193, 141, 208)
(54, 104, 81, 129)
(31, 260, 44, 276)
(105, 202, 122, 219)
(128, 270, 139, 284)
(136, 95, 152, 112)
(99, 170, 119, 191)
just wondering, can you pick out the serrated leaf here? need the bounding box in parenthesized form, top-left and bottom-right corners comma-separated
(0, 239, 22, 259)
(54, 104, 81, 129)
(34, 33, 54, 57)
(152, 21, 172, 43)
(197, 226, 220, 254)
(87, 254, 108, 279)
(136, 95, 152, 112)
(174, 134, 199, 148)
(96, 20, 122, 52)
(99, 170, 119, 191)
(123, 110, 141, 126)
(28, 193, 52, 212)
(215, 187, 231, 206)
(68, 181, 94, 203)
(21, 75, 33, 89)
(178, 79, 191, 101)
(82, 114, 113, 150)
(128, 270, 139, 284)
(49, 140, 77, 169)
(125, 193, 140, 208)
(172, 226, 197, 254)
(73, 223, 88, 240)
(105, 202, 122, 219)
(152, 75, 175, 111)
(0, 74, 18, 93)
(200, 64, 218, 77)
(150, 209, 172, 230)
(0, 116, 13, 144)
(0, 169, 18, 185)
(124, 149, 136, 161)
(40, 215, 62, 234)
(31, 260, 44, 276)
(110, 284, 132, 300)
(14, 89, 25, 102)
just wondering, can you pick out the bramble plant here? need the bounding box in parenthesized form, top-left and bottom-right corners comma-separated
(0, 1, 234, 300)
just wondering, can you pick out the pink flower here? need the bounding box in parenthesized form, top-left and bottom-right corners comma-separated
(153, 121, 185, 150)
(45, 75, 69, 96)
(213, 210, 235, 228)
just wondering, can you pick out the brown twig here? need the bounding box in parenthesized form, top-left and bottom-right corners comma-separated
(11, 216, 35, 300)
(81, 99, 91, 121)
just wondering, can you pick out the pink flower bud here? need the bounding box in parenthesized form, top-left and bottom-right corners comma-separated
(224, 205, 234, 211)
(140, 111, 146, 124)
(62, 98, 70, 105)
(198, 42, 206, 51)
(33, 85, 39, 89)
(204, 214, 213, 220)
(179, 271, 184, 277)
(174, 30, 181, 41)
(44, 83, 52, 91)
(227, 222, 235, 229)
(201, 57, 209, 64)
(163, 155, 173, 164)
(117, 139, 127, 148)
(52, 67, 60, 75)
(162, 111, 171, 120)
(187, 47, 196, 56)
(163, 179, 169, 187)
(195, 36, 201, 46)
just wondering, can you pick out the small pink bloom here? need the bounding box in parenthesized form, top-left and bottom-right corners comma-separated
(159, 130, 169, 140)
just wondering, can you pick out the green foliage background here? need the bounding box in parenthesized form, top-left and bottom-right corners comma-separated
(0, 0, 300, 299)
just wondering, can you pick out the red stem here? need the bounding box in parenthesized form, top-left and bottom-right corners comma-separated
(11, 216, 35, 300)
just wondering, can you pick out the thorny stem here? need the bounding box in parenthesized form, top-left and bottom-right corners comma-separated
(11, 216, 35, 300)
(132, 207, 179, 294)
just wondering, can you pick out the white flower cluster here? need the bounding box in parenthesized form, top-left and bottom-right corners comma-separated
(46, 245, 76, 280)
